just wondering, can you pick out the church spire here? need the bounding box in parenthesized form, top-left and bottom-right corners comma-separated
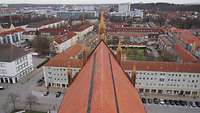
(116, 39, 123, 64)
(131, 65, 137, 87)
(98, 11, 107, 42)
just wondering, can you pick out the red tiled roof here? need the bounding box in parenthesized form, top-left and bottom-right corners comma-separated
(44, 44, 83, 67)
(170, 27, 183, 33)
(27, 18, 62, 28)
(177, 30, 200, 47)
(122, 60, 200, 73)
(39, 28, 69, 36)
(175, 44, 199, 63)
(71, 23, 93, 32)
(0, 27, 25, 36)
(109, 32, 146, 37)
(54, 32, 77, 44)
(58, 41, 145, 113)
(107, 27, 163, 33)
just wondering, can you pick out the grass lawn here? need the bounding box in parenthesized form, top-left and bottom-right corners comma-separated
(125, 47, 147, 61)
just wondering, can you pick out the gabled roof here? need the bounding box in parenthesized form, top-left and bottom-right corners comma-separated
(0, 27, 25, 37)
(175, 44, 199, 63)
(122, 60, 200, 73)
(58, 41, 145, 113)
(27, 19, 62, 28)
(44, 44, 83, 67)
(54, 32, 77, 44)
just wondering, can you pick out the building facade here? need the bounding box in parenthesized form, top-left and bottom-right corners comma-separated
(0, 27, 25, 47)
(0, 44, 33, 83)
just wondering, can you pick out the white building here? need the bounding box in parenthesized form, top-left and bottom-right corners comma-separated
(52, 32, 78, 53)
(43, 44, 84, 88)
(25, 19, 65, 31)
(71, 24, 94, 41)
(122, 61, 200, 97)
(0, 27, 25, 47)
(0, 44, 33, 83)
(118, 3, 130, 13)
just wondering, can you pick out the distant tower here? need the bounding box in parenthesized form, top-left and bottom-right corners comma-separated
(116, 40, 123, 64)
(131, 65, 137, 87)
(98, 12, 107, 42)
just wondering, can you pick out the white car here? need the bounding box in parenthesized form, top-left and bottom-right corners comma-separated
(0, 86, 4, 90)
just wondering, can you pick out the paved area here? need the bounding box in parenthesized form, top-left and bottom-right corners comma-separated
(0, 68, 63, 113)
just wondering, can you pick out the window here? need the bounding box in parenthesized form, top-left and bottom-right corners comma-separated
(159, 78, 164, 82)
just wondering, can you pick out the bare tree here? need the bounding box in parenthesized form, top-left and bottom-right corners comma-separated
(2, 101, 10, 113)
(25, 94, 38, 111)
(8, 92, 19, 111)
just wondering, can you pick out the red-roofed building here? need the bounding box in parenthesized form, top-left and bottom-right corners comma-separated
(121, 60, 200, 97)
(175, 44, 199, 63)
(43, 44, 83, 88)
(58, 41, 146, 113)
(52, 32, 78, 53)
(0, 27, 25, 46)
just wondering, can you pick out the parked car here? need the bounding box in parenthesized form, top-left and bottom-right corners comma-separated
(0, 86, 4, 90)
(147, 98, 153, 104)
(169, 100, 175, 105)
(43, 91, 49, 96)
(174, 100, 180, 106)
(153, 98, 160, 104)
(188, 101, 196, 107)
(56, 91, 61, 98)
(159, 99, 165, 105)
(164, 99, 170, 105)
(142, 98, 146, 104)
(195, 101, 200, 107)
(179, 100, 187, 106)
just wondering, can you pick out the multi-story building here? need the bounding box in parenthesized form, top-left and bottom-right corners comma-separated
(0, 44, 33, 83)
(43, 44, 84, 88)
(0, 27, 25, 47)
(52, 32, 79, 53)
(25, 19, 65, 31)
(122, 61, 200, 97)
(56, 11, 97, 20)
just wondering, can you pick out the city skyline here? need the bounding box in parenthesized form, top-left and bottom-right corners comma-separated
(1, 0, 200, 4)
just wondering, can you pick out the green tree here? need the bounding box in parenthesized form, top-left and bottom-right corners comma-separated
(32, 35, 52, 55)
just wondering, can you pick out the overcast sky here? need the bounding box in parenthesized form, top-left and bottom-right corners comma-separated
(1, 0, 200, 4)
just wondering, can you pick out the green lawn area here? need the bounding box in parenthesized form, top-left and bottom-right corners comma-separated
(125, 47, 147, 61)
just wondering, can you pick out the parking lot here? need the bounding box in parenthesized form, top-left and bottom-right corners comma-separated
(142, 97, 200, 113)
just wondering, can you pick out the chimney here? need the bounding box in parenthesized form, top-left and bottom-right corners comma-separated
(116, 40, 122, 64)
(131, 65, 137, 87)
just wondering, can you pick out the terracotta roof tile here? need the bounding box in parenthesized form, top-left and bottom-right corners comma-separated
(54, 32, 77, 44)
(122, 60, 200, 73)
(58, 41, 145, 113)
(175, 44, 199, 63)
(0, 27, 25, 36)
(44, 44, 82, 67)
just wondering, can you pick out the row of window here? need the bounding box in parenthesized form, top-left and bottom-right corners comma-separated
(0, 63, 6, 67)
(16, 55, 28, 65)
(133, 71, 200, 78)
(137, 82, 198, 88)
(16, 62, 28, 72)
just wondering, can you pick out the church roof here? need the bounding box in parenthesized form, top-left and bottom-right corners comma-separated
(58, 41, 145, 113)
